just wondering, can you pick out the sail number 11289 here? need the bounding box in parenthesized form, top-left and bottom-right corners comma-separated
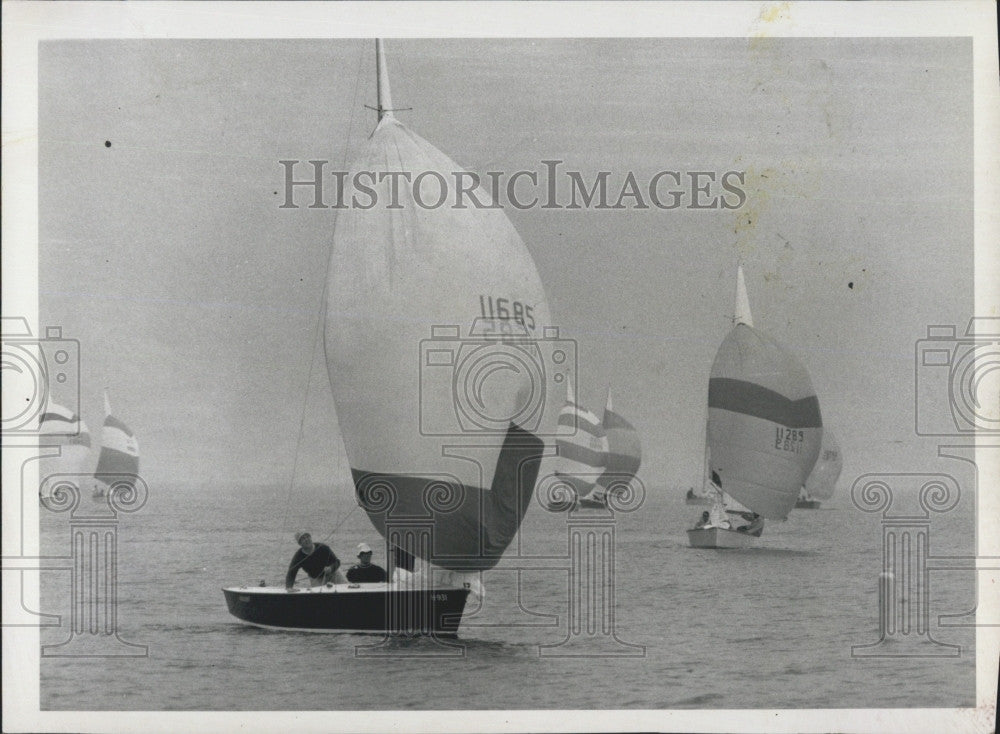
(775, 427, 804, 453)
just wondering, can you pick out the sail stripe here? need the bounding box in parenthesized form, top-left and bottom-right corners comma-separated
(40, 411, 79, 425)
(95, 446, 139, 477)
(597, 406, 641, 492)
(39, 405, 92, 447)
(604, 450, 640, 474)
(556, 439, 606, 468)
(351, 422, 543, 571)
(601, 409, 633, 431)
(708, 378, 821, 428)
(557, 411, 603, 431)
(103, 414, 135, 436)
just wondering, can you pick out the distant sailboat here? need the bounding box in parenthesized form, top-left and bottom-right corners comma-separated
(93, 389, 140, 499)
(795, 429, 842, 509)
(544, 378, 608, 511)
(542, 383, 642, 510)
(578, 390, 642, 509)
(38, 402, 91, 502)
(688, 265, 823, 549)
(226, 39, 556, 634)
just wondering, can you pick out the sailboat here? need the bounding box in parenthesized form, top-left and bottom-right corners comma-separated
(795, 429, 842, 509)
(225, 40, 556, 635)
(92, 389, 140, 499)
(542, 378, 609, 511)
(38, 402, 91, 503)
(541, 383, 642, 511)
(577, 390, 642, 509)
(687, 265, 823, 549)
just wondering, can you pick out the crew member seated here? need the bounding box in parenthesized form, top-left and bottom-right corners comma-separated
(346, 542, 387, 583)
(733, 512, 764, 536)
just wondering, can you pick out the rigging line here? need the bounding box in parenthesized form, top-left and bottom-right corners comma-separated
(316, 503, 360, 547)
(277, 42, 367, 555)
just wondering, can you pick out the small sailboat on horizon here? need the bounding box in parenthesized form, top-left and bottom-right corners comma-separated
(544, 377, 608, 511)
(38, 402, 92, 503)
(795, 429, 842, 509)
(578, 389, 643, 509)
(543, 380, 642, 511)
(687, 265, 823, 549)
(92, 389, 140, 499)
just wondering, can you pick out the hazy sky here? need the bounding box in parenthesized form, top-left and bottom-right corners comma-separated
(38, 38, 973, 496)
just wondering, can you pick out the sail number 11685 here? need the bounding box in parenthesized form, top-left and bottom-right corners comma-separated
(479, 295, 536, 331)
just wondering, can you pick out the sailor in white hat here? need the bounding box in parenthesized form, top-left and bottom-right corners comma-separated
(345, 541, 387, 583)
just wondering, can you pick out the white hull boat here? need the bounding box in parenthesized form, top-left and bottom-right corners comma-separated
(686, 527, 760, 549)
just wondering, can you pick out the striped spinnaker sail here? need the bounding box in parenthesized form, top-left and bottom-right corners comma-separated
(39, 402, 91, 449)
(706, 267, 822, 520)
(326, 41, 556, 571)
(803, 429, 842, 501)
(551, 378, 608, 502)
(39, 402, 91, 498)
(589, 390, 642, 502)
(94, 390, 139, 489)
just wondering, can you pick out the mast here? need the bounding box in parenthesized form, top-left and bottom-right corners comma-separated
(103, 387, 112, 417)
(375, 38, 393, 121)
(700, 415, 710, 490)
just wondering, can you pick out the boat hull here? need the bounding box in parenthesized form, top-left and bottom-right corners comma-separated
(223, 583, 470, 635)
(795, 499, 821, 509)
(686, 527, 760, 549)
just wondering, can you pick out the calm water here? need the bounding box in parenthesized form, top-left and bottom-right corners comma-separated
(39, 482, 976, 710)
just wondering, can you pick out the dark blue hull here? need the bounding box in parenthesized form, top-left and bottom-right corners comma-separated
(223, 583, 470, 636)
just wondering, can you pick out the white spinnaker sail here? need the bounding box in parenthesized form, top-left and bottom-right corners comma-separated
(38, 402, 91, 498)
(803, 429, 842, 501)
(94, 390, 140, 490)
(325, 42, 559, 571)
(706, 267, 822, 520)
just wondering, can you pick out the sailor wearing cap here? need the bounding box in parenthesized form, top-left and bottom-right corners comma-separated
(345, 542, 387, 583)
(285, 531, 342, 591)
